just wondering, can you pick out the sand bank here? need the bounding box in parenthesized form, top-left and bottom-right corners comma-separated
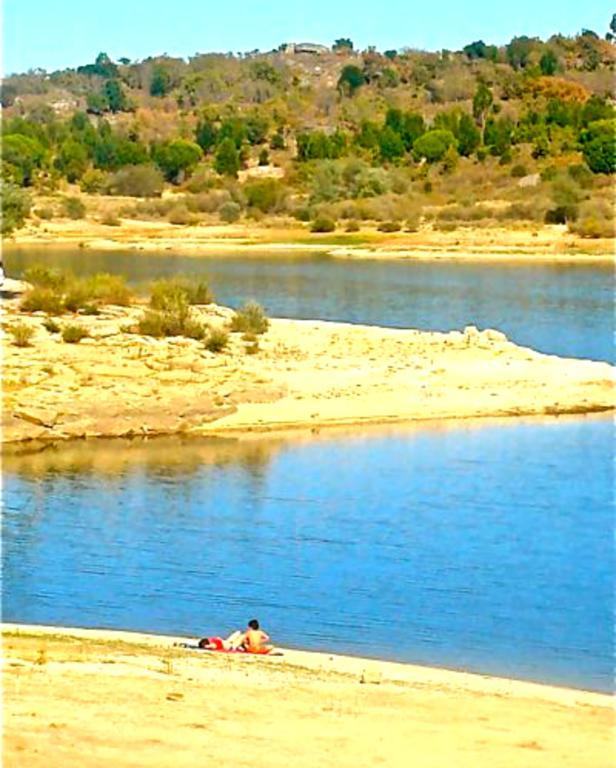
(2, 293, 614, 444)
(6, 216, 614, 262)
(2, 623, 612, 768)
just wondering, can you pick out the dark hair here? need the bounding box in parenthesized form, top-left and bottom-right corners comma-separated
(248, 619, 259, 630)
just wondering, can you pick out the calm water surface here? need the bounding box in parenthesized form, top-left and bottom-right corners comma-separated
(3, 417, 613, 692)
(5, 247, 614, 362)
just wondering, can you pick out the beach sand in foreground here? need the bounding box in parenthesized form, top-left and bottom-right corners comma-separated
(2, 624, 612, 768)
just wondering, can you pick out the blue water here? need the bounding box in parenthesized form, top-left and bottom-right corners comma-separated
(4, 247, 614, 362)
(2, 416, 613, 692)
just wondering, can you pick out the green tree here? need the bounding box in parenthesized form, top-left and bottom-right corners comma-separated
(378, 126, 406, 162)
(457, 114, 481, 156)
(412, 130, 457, 162)
(214, 138, 240, 177)
(3, 134, 46, 185)
(104, 79, 128, 112)
(506, 36, 535, 69)
(484, 116, 514, 156)
(333, 38, 354, 52)
(195, 117, 218, 152)
(337, 65, 365, 96)
(539, 49, 558, 75)
(472, 83, 493, 132)
(54, 139, 89, 182)
(2, 183, 31, 234)
(581, 120, 616, 173)
(150, 66, 172, 97)
(152, 139, 202, 182)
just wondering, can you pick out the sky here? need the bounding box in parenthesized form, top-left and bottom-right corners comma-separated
(3, 0, 614, 74)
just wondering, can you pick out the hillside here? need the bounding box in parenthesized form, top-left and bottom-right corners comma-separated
(3, 24, 615, 242)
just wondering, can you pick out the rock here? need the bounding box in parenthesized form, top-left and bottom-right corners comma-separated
(13, 407, 58, 428)
(518, 173, 540, 188)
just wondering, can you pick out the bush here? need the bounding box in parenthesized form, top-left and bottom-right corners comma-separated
(136, 308, 206, 339)
(345, 220, 360, 232)
(167, 204, 196, 225)
(23, 264, 68, 290)
(2, 183, 32, 235)
(105, 164, 164, 197)
(101, 212, 121, 226)
(64, 281, 93, 312)
(62, 196, 86, 219)
(61, 323, 89, 343)
(43, 317, 61, 333)
(9, 321, 35, 347)
(204, 327, 229, 352)
(310, 215, 336, 233)
(150, 276, 212, 309)
(35, 206, 55, 220)
(377, 220, 402, 232)
(567, 164, 594, 188)
(21, 287, 64, 314)
(510, 164, 528, 178)
(413, 130, 457, 163)
(569, 200, 615, 238)
(219, 201, 242, 223)
(80, 168, 108, 194)
(85, 273, 132, 305)
(245, 341, 260, 355)
(244, 179, 287, 213)
(230, 301, 269, 335)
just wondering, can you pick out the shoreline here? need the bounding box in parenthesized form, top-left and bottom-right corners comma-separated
(2, 623, 609, 703)
(3, 297, 614, 445)
(5, 219, 615, 264)
(3, 622, 613, 768)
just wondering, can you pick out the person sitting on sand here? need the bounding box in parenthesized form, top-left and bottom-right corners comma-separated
(241, 618, 273, 654)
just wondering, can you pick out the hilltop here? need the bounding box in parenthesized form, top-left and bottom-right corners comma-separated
(3, 24, 615, 244)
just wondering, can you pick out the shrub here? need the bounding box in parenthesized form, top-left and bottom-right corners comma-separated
(150, 276, 212, 309)
(9, 321, 35, 347)
(219, 201, 242, 223)
(62, 196, 86, 219)
(377, 220, 402, 232)
(183, 167, 217, 193)
(61, 323, 89, 343)
(310, 215, 336, 233)
(204, 327, 229, 352)
(43, 317, 61, 333)
(567, 164, 594, 188)
(86, 273, 132, 305)
(245, 341, 260, 355)
(244, 179, 287, 213)
(136, 308, 206, 339)
(21, 287, 64, 314)
(569, 200, 615, 238)
(101, 212, 121, 226)
(413, 130, 457, 163)
(230, 301, 269, 335)
(80, 168, 108, 194)
(345, 220, 360, 232)
(2, 183, 32, 235)
(167, 204, 196, 225)
(510, 164, 528, 178)
(105, 164, 164, 197)
(64, 281, 94, 312)
(35, 206, 55, 220)
(23, 264, 68, 290)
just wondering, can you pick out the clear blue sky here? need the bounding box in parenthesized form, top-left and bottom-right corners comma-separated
(4, 0, 613, 74)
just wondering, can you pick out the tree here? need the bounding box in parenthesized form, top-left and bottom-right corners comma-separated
(195, 117, 218, 152)
(506, 36, 535, 69)
(3, 134, 46, 185)
(457, 114, 481, 156)
(463, 40, 487, 59)
(333, 38, 354, 52)
(484, 116, 514, 156)
(2, 183, 31, 235)
(152, 139, 202, 182)
(337, 65, 365, 96)
(214, 138, 240, 177)
(150, 66, 172, 97)
(54, 139, 89, 182)
(412, 130, 457, 162)
(539, 49, 558, 76)
(472, 83, 493, 132)
(378, 126, 405, 162)
(384, 49, 397, 60)
(581, 120, 616, 173)
(104, 79, 128, 112)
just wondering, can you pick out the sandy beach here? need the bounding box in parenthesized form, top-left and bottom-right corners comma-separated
(2, 624, 612, 768)
(2, 289, 614, 444)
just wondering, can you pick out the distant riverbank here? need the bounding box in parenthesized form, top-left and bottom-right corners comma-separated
(3, 624, 612, 768)
(7, 214, 614, 263)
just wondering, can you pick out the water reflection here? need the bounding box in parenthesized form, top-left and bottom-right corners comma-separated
(2, 415, 613, 692)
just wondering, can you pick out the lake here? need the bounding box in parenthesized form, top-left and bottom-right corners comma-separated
(4, 247, 614, 362)
(2, 416, 613, 692)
